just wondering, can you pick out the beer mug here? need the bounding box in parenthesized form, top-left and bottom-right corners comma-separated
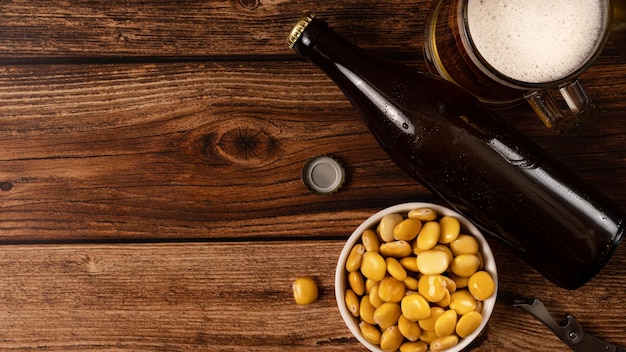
(611, 0, 626, 58)
(423, 0, 613, 133)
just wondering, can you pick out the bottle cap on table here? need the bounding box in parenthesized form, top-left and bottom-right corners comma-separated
(302, 155, 345, 195)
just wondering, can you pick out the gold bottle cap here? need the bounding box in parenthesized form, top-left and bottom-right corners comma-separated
(286, 12, 317, 50)
(302, 155, 345, 195)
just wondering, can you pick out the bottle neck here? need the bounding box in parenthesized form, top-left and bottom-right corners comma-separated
(292, 18, 329, 58)
(294, 19, 352, 71)
(292, 18, 397, 82)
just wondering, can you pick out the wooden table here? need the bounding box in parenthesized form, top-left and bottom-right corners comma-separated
(1, 1, 625, 351)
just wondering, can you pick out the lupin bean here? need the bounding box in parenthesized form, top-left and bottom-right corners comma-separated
(398, 314, 422, 341)
(401, 293, 431, 321)
(374, 302, 402, 330)
(403, 276, 419, 291)
(451, 254, 481, 277)
(418, 306, 445, 331)
(378, 276, 406, 303)
(365, 278, 378, 294)
(369, 285, 385, 308)
(450, 273, 469, 288)
(345, 289, 360, 317)
(432, 244, 454, 264)
(419, 330, 438, 344)
(430, 335, 459, 352)
(360, 321, 382, 345)
(434, 309, 457, 337)
(416, 250, 450, 275)
(348, 271, 365, 295)
(399, 256, 420, 272)
(360, 295, 377, 325)
(435, 288, 451, 308)
(380, 326, 404, 352)
(456, 310, 483, 338)
(450, 234, 479, 256)
(343, 206, 495, 352)
(386, 257, 408, 281)
(449, 290, 477, 315)
(412, 241, 423, 256)
(475, 300, 483, 314)
(380, 240, 413, 258)
(399, 341, 428, 352)
(416, 221, 440, 250)
(442, 275, 457, 293)
(418, 275, 447, 302)
(361, 252, 387, 281)
(408, 207, 438, 221)
(477, 251, 485, 271)
(468, 271, 495, 301)
(346, 244, 365, 272)
(292, 276, 318, 305)
(394, 218, 422, 241)
(362, 229, 380, 252)
(439, 215, 461, 244)
(379, 213, 404, 242)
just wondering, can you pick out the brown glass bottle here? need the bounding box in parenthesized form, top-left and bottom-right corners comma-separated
(288, 13, 624, 289)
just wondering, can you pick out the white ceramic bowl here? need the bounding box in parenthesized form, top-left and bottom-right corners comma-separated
(335, 202, 498, 352)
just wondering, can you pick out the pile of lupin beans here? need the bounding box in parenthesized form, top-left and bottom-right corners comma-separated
(343, 207, 495, 352)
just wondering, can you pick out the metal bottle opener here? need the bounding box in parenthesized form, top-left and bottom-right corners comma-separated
(511, 297, 626, 352)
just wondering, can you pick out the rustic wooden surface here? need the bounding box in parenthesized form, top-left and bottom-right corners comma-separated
(0, 1, 625, 351)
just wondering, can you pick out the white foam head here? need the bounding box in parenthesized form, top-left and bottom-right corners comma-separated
(466, 0, 606, 83)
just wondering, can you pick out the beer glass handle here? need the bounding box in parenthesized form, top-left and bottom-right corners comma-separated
(525, 80, 595, 134)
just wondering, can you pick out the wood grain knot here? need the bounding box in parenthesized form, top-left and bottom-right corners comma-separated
(79, 254, 105, 274)
(235, 0, 260, 10)
(0, 182, 13, 191)
(115, 30, 130, 43)
(204, 124, 282, 168)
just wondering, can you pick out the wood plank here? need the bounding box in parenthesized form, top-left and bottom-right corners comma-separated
(1, 1, 624, 61)
(0, 240, 625, 351)
(0, 0, 433, 59)
(0, 241, 356, 351)
(1, 61, 626, 242)
(0, 61, 426, 242)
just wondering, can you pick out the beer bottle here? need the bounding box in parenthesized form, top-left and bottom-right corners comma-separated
(287, 13, 624, 289)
